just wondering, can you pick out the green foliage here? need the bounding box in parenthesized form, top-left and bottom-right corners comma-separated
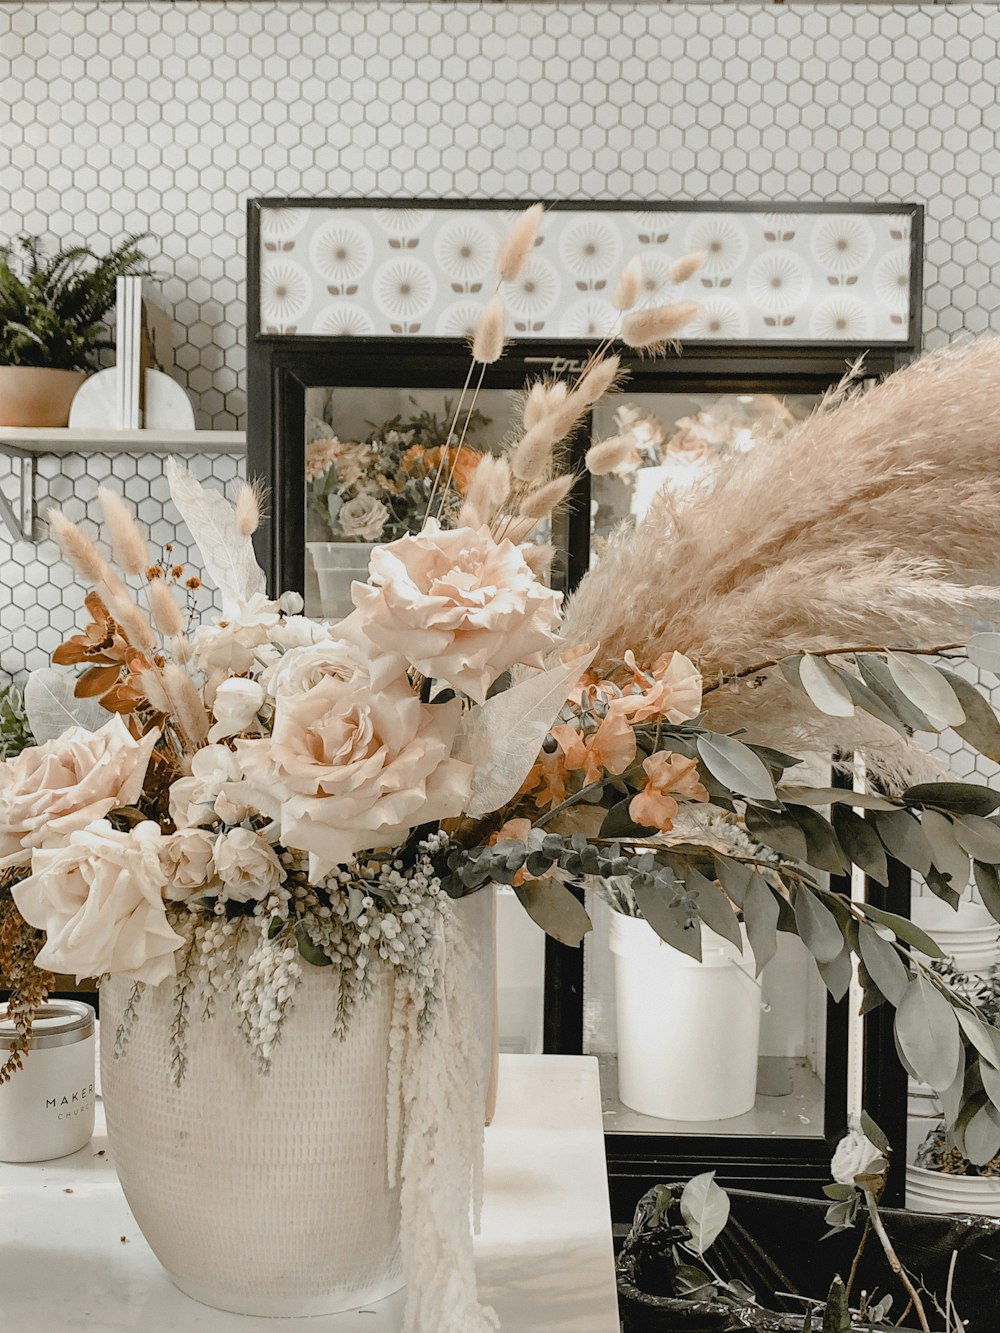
(0, 234, 150, 370)
(0, 680, 33, 759)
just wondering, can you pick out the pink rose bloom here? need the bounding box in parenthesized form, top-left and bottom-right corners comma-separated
(0, 716, 158, 870)
(350, 522, 562, 704)
(12, 820, 183, 985)
(236, 665, 472, 877)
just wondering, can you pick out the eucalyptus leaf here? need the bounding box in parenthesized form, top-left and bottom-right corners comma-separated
(672, 1266, 715, 1300)
(294, 923, 333, 967)
(974, 860, 1000, 925)
(686, 872, 743, 949)
(798, 653, 855, 717)
(679, 1171, 730, 1255)
(967, 631, 1000, 675)
(774, 786, 896, 811)
(874, 809, 934, 876)
(830, 662, 907, 736)
(788, 806, 849, 875)
(857, 922, 909, 1005)
(920, 809, 971, 892)
(514, 877, 592, 947)
(860, 1110, 891, 1155)
(817, 947, 853, 1002)
(978, 1053, 1000, 1114)
(964, 1100, 1000, 1167)
(886, 650, 965, 727)
(940, 1063, 966, 1131)
(634, 879, 702, 961)
(831, 805, 889, 885)
(906, 782, 1000, 817)
(794, 888, 846, 964)
(952, 813, 1000, 864)
(894, 975, 963, 1092)
(696, 734, 776, 802)
(961, 1011, 1000, 1072)
(935, 665, 1000, 763)
(857, 901, 946, 959)
(714, 856, 754, 908)
(924, 865, 961, 911)
(744, 873, 780, 977)
(857, 653, 934, 733)
(744, 805, 808, 861)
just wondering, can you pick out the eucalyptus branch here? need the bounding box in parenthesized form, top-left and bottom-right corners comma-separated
(702, 643, 966, 697)
(532, 777, 609, 829)
(863, 1188, 930, 1333)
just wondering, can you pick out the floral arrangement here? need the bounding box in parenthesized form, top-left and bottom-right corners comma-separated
(5, 205, 1000, 1328)
(306, 400, 490, 544)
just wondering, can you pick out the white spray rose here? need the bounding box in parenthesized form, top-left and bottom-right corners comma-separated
(12, 820, 182, 985)
(207, 677, 266, 743)
(169, 745, 253, 829)
(161, 827, 217, 901)
(214, 827, 286, 903)
(831, 1128, 883, 1186)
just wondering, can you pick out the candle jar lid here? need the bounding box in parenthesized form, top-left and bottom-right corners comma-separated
(0, 1000, 95, 1051)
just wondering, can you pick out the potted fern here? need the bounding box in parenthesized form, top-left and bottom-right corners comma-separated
(0, 234, 149, 427)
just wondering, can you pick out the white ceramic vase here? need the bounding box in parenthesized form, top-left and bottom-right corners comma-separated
(906, 1162, 1000, 1217)
(100, 965, 403, 1317)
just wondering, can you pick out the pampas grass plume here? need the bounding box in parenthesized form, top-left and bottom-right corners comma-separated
(668, 251, 708, 284)
(523, 379, 567, 430)
(576, 354, 621, 406)
(519, 473, 576, 521)
(472, 294, 506, 364)
(47, 509, 109, 585)
(139, 667, 171, 715)
(585, 434, 639, 476)
(496, 203, 544, 284)
(522, 542, 555, 580)
(148, 578, 185, 638)
(462, 452, 510, 524)
(621, 301, 700, 351)
(234, 480, 263, 537)
(98, 487, 149, 576)
(613, 257, 644, 312)
(510, 419, 559, 482)
(162, 663, 209, 744)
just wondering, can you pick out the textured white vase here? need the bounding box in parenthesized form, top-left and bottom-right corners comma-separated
(100, 965, 403, 1317)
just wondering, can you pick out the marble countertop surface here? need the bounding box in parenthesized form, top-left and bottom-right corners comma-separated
(0, 1053, 620, 1332)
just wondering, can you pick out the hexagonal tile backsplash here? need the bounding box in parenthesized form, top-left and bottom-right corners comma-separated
(3, 0, 1000, 793)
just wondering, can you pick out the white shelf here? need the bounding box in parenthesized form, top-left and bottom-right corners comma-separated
(0, 427, 245, 456)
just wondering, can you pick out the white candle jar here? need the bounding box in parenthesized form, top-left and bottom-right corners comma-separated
(0, 1000, 96, 1162)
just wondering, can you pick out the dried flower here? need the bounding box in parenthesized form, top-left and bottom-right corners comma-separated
(585, 434, 642, 476)
(613, 257, 644, 312)
(496, 203, 544, 284)
(575, 355, 621, 407)
(98, 487, 149, 577)
(668, 251, 708, 284)
(518, 473, 576, 521)
(234, 480, 264, 538)
(162, 663, 209, 745)
(510, 420, 559, 483)
(628, 751, 708, 832)
(523, 379, 568, 430)
(47, 510, 110, 586)
(471, 294, 505, 365)
(148, 579, 185, 639)
(621, 301, 700, 351)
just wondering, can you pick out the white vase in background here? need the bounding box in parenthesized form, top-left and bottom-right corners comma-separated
(307, 541, 375, 622)
(100, 965, 403, 1317)
(609, 911, 761, 1121)
(911, 896, 1000, 974)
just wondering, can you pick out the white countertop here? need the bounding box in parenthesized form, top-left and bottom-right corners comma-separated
(0, 1054, 619, 1333)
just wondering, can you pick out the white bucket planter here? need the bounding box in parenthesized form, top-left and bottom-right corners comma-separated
(307, 541, 375, 622)
(100, 965, 403, 1317)
(911, 897, 1000, 974)
(609, 911, 761, 1121)
(906, 1163, 1000, 1217)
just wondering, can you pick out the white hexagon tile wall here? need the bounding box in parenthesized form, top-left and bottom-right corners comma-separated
(2, 0, 1000, 793)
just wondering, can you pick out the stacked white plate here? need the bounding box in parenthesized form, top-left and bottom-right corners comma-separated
(910, 897, 1000, 973)
(307, 542, 375, 623)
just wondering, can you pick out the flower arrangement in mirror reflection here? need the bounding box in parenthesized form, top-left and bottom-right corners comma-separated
(4, 202, 1000, 1208)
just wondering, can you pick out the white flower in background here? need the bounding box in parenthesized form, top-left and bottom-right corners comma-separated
(349, 522, 562, 704)
(338, 492, 389, 541)
(0, 717, 158, 869)
(169, 744, 252, 829)
(278, 591, 305, 616)
(831, 1128, 883, 1186)
(236, 667, 472, 877)
(12, 820, 182, 985)
(214, 827, 286, 904)
(190, 593, 282, 677)
(207, 677, 266, 744)
(161, 827, 217, 902)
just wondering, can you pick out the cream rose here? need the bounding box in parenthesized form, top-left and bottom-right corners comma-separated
(350, 521, 562, 704)
(236, 666, 472, 877)
(338, 492, 388, 541)
(191, 594, 282, 678)
(169, 745, 254, 829)
(214, 827, 286, 903)
(12, 820, 182, 985)
(0, 716, 158, 870)
(161, 827, 217, 902)
(831, 1128, 883, 1186)
(207, 677, 266, 743)
(262, 639, 360, 701)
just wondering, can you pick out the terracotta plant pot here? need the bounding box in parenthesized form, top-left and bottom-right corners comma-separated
(0, 366, 87, 427)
